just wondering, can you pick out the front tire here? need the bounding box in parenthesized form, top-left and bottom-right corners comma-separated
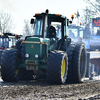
(1, 48, 19, 82)
(47, 50, 68, 84)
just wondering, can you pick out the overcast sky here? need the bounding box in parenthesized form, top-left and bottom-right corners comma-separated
(0, 0, 90, 34)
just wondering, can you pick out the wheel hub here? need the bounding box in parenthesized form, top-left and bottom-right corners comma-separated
(61, 59, 65, 77)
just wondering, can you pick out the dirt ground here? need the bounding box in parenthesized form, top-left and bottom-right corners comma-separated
(0, 72, 100, 100)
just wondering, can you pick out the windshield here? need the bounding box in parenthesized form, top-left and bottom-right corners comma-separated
(0, 38, 3, 47)
(0, 38, 9, 47)
(33, 19, 42, 36)
(68, 28, 78, 38)
(3, 38, 9, 48)
(68, 28, 83, 38)
(48, 22, 62, 39)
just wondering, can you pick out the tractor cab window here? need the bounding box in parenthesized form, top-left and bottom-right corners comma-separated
(9, 38, 16, 47)
(48, 22, 62, 39)
(48, 22, 62, 51)
(33, 19, 42, 36)
(0, 38, 3, 47)
(3, 38, 9, 48)
(56, 25, 62, 39)
(4, 38, 8, 42)
(68, 28, 78, 38)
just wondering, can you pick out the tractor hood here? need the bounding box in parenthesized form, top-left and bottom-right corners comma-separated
(25, 37, 50, 60)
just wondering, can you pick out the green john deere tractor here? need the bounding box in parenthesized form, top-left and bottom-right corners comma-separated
(0, 10, 87, 84)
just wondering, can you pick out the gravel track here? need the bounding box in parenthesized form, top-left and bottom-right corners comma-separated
(0, 71, 100, 100)
(0, 77, 100, 100)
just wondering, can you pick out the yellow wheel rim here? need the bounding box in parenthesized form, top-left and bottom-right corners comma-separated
(15, 69, 19, 76)
(61, 59, 65, 77)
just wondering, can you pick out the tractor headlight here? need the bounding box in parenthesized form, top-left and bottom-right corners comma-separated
(25, 54, 29, 58)
(35, 54, 38, 58)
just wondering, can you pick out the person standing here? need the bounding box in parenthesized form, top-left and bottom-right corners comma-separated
(83, 24, 91, 39)
(96, 29, 100, 35)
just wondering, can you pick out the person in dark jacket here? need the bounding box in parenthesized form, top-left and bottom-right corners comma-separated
(83, 24, 91, 39)
(96, 29, 100, 35)
(49, 25, 56, 38)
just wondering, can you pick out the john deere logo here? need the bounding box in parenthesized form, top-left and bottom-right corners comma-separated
(31, 45, 34, 48)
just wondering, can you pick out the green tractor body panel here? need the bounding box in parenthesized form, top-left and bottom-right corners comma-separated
(25, 37, 50, 70)
(26, 37, 43, 59)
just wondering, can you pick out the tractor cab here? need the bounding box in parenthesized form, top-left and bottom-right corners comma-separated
(29, 10, 70, 52)
(68, 25, 83, 43)
(31, 11, 68, 39)
(0, 35, 9, 50)
(0, 33, 21, 50)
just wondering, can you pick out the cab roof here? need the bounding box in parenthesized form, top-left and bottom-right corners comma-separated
(34, 13, 66, 19)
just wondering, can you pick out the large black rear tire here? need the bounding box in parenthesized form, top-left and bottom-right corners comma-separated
(66, 42, 76, 83)
(85, 52, 90, 77)
(15, 40, 23, 50)
(15, 40, 23, 59)
(72, 43, 87, 83)
(47, 50, 68, 84)
(1, 48, 19, 82)
(0, 51, 3, 67)
(21, 43, 26, 63)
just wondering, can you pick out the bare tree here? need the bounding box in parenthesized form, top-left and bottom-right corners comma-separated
(79, 6, 96, 27)
(95, 0, 100, 13)
(23, 20, 32, 38)
(0, 11, 15, 33)
(83, 0, 100, 15)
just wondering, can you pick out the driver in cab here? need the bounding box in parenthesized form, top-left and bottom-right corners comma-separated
(68, 30, 75, 38)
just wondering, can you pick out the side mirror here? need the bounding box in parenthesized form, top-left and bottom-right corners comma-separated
(67, 19, 72, 26)
(69, 21, 72, 24)
(30, 19, 34, 24)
